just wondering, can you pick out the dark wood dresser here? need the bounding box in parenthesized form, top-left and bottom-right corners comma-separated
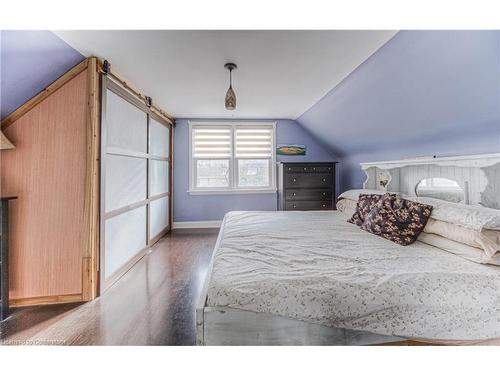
(277, 162, 337, 211)
(1, 197, 16, 321)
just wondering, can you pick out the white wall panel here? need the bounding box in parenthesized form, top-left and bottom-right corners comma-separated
(106, 90, 147, 152)
(365, 161, 500, 208)
(150, 196, 169, 239)
(104, 206, 147, 278)
(150, 159, 169, 196)
(105, 155, 147, 212)
(150, 118, 170, 157)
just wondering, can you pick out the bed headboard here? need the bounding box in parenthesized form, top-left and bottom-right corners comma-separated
(360, 153, 500, 209)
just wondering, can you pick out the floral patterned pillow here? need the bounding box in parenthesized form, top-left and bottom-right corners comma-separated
(348, 194, 387, 226)
(361, 194, 433, 246)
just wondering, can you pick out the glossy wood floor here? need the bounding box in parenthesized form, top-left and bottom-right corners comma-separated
(0, 229, 219, 345)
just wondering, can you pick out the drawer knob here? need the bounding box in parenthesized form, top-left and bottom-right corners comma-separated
(328, 168, 331, 171)
(303, 167, 307, 170)
(293, 204, 297, 208)
(313, 167, 316, 170)
(322, 204, 326, 208)
(322, 192, 326, 196)
(292, 193, 296, 196)
(292, 178, 297, 182)
(288, 168, 292, 171)
(322, 178, 326, 182)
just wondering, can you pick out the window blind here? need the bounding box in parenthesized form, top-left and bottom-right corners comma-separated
(192, 127, 232, 158)
(234, 127, 273, 158)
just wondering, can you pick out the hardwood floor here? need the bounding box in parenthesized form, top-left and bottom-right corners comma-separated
(0, 229, 219, 345)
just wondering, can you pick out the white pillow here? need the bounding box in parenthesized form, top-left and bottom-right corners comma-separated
(339, 189, 500, 231)
(338, 189, 391, 202)
(408, 196, 500, 231)
(336, 198, 357, 213)
(418, 232, 500, 265)
(424, 218, 500, 258)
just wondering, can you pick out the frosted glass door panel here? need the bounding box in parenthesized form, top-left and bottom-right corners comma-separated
(105, 206, 147, 278)
(106, 90, 147, 152)
(105, 155, 147, 212)
(101, 79, 172, 289)
(150, 197, 169, 239)
(149, 119, 170, 157)
(150, 160, 169, 196)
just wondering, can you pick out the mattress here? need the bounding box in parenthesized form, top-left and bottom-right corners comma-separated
(206, 211, 500, 340)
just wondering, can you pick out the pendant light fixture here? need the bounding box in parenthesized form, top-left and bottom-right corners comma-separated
(224, 63, 237, 110)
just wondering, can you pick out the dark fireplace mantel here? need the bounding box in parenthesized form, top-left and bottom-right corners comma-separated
(1, 197, 17, 321)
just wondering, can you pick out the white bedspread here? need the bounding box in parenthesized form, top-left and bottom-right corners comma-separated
(206, 211, 500, 340)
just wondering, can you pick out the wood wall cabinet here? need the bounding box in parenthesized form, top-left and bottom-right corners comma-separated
(0, 57, 174, 306)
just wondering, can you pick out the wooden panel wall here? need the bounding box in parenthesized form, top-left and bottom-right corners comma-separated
(1, 70, 89, 302)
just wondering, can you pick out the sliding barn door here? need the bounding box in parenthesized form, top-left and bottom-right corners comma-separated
(100, 77, 172, 291)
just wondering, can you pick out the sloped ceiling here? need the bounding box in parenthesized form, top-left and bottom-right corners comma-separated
(54, 30, 397, 119)
(297, 30, 500, 159)
(0, 30, 84, 119)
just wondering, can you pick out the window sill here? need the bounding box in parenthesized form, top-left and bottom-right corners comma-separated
(187, 189, 277, 196)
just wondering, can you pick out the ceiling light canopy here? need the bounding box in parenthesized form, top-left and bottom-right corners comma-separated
(224, 62, 237, 110)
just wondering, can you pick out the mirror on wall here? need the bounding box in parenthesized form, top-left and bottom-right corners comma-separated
(415, 177, 465, 203)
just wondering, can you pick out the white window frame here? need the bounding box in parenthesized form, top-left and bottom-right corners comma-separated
(188, 121, 277, 195)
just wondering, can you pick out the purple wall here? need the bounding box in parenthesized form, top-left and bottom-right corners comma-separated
(173, 119, 336, 222)
(297, 30, 500, 192)
(0, 30, 84, 119)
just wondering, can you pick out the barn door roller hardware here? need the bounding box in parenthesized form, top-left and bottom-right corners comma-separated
(99, 58, 174, 126)
(102, 60, 111, 76)
(102, 59, 153, 108)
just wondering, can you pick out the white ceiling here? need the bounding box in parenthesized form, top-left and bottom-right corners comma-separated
(55, 30, 397, 119)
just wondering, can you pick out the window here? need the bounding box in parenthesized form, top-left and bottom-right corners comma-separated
(189, 122, 276, 193)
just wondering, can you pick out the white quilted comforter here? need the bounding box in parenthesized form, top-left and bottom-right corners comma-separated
(206, 211, 500, 340)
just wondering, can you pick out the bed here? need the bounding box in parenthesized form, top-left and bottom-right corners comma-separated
(196, 153, 500, 345)
(197, 210, 500, 345)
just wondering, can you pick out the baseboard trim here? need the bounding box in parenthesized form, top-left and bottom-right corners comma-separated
(10, 293, 83, 307)
(173, 220, 222, 229)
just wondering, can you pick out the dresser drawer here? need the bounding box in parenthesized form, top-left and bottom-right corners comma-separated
(286, 188, 332, 201)
(285, 165, 334, 174)
(285, 200, 333, 211)
(285, 173, 333, 188)
(285, 165, 310, 173)
(309, 165, 334, 173)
